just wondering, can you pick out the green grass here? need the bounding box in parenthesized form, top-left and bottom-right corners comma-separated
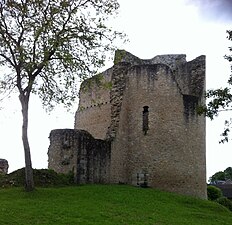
(1, 185, 232, 225)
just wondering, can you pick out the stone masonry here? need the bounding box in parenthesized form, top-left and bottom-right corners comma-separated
(0, 159, 9, 174)
(48, 50, 206, 199)
(48, 129, 110, 183)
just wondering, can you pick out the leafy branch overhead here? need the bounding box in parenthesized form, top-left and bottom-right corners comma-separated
(0, 0, 124, 110)
(198, 30, 232, 143)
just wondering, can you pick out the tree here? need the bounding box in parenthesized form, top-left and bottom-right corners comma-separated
(224, 167, 232, 180)
(209, 171, 226, 183)
(198, 30, 232, 143)
(0, 0, 124, 191)
(209, 167, 232, 183)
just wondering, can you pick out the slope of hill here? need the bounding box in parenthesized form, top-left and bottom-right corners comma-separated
(0, 185, 232, 225)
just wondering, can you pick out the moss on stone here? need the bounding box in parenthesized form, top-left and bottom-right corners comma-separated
(114, 49, 127, 65)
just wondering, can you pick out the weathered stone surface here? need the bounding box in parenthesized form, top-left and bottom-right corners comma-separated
(48, 129, 111, 184)
(0, 159, 9, 174)
(74, 68, 112, 140)
(49, 50, 206, 199)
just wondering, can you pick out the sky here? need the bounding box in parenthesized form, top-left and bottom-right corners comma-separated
(0, 0, 232, 181)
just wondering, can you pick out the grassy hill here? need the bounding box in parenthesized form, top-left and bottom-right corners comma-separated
(1, 184, 232, 225)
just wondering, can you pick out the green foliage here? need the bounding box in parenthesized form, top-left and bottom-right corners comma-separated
(81, 72, 112, 93)
(225, 167, 232, 180)
(210, 171, 226, 182)
(82, 73, 104, 91)
(199, 30, 232, 143)
(209, 167, 232, 183)
(207, 185, 223, 200)
(215, 197, 232, 212)
(0, 168, 74, 187)
(1, 185, 232, 225)
(0, 0, 125, 110)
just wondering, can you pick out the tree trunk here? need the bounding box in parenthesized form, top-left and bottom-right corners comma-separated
(19, 93, 34, 191)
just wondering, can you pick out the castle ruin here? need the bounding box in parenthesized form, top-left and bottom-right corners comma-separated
(48, 50, 206, 199)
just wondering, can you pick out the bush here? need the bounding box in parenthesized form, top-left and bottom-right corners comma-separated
(33, 169, 75, 187)
(215, 197, 232, 211)
(0, 168, 74, 188)
(207, 185, 223, 200)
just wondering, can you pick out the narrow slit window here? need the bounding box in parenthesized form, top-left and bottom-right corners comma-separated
(143, 106, 149, 135)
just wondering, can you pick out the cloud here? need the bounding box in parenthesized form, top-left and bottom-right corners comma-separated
(185, 0, 232, 22)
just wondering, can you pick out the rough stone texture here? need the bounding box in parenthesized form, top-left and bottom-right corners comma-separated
(106, 62, 130, 139)
(49, 50, 206, 199)
(74, 68, 112, 139)
(0, 159, 8, 174)
(110, 63, 205, 198)
(48, 129, 111, 184)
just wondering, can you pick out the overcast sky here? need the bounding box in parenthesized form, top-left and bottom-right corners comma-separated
(0, 0, 232, 180)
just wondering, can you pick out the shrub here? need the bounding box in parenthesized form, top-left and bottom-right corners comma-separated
(0, 168, 74, 187)
(215, 197, 232, 211)
(207, 185, 223, 200)
(33, 169, 75, 187)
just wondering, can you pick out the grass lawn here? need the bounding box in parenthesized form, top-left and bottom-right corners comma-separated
(0, 184, 232, 225)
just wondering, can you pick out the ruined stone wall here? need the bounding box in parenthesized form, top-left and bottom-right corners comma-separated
(151, 54, 186, 70)
(48, 50, 206, 199)
(48, 129, 111, 184)
(0, 159, 8, 174)
(48, 129, 78, 175)
(110, 63, 206, 198)
(108, 52, 206, 198)
(174, 55, 206, 96)
(74, 68, 112, 139)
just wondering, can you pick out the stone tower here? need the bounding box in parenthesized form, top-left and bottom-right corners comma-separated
(48, 50, 206, 199)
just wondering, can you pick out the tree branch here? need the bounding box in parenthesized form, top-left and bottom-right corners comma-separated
(218, 108, 232, 112)
(0, 53, 15, 67)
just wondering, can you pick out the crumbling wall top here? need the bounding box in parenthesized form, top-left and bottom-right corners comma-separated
(151, 54, 186, 70)
(114, 50, 188, 70)
(112, 50, 205, 96)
